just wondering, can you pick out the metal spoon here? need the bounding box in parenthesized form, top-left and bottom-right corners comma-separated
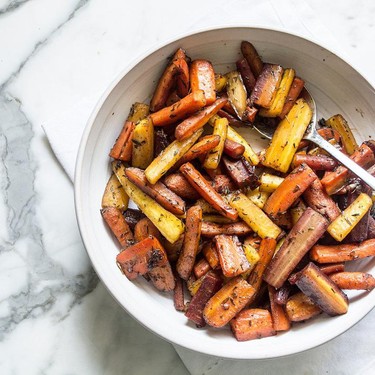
(252, 88, 375, 190)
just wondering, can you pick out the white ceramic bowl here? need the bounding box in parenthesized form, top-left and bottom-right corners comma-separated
(75, 26, 375, 359)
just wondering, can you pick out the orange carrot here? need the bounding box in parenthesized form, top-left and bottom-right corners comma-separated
(190, 59, 216, 105)
(202, 241, 221, 269)
(193, 258, 212, 279)
(319, 263, 345, 275)
(163, 173, 201, 200)
(174, 57, 190, 98)
(321, 143, 375, 195)
(268, 285, 291, 331)
(310, 239, 375, 263)
(175, 96, 228, 140)
(109, 121, 135, 161)
(230, 308, 276, 341)
(223, 138, 245, 159)
(279, 77, 304, 119)
(134, 217, 162, 243)
(179, 162, 238, 221)
(150, 90, 206, 126)
(330, 271, 375, 291)
(264, 163, 318, 219)
(116, 236, 168, 280)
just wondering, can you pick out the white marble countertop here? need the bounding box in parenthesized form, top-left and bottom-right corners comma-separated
(1, 0, 375, 374)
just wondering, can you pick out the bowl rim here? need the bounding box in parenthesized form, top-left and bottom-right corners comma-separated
(74, 25, 375, 359)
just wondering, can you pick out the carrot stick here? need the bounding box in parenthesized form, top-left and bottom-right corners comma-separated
(163, 173, 200, 200)
(134, 217, 162, 243)
(150, 90, 206, 126)
(330, 272, 375, 291)
(116, 236, 168, 280)
(202, 241, 221, 269)
(109, 121, 135, 161)
(236, 58, 256, 94)
(175, 96, 228, 140)
(193, 258, 211, 279)
(230, 308, 276, 341)
(210, 174, 236, 194)
(279, 77, 304, 119)
(176, 205, 202, 280)
(201, 221, 252, 237)
(292, 154, 338, 171)
(268, 285, 291, 332)
(321, 143, 375, 195)
(101, 207, 134, 249)
(223, 138, 245, 159)
(175, 57, 190, 98)
(310, 239, 375, 263)
(319, 262, 345, 275)
(173, 275, 185, 311)
(190, 59, 216, 105)
(285, 292, 321, 322)
(180, 162, 238, 221)
(264, 163, 318, 219)
(241, 41, 263, 78)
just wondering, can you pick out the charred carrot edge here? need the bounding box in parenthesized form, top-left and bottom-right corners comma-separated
(224, 138, 245, 159)
(163, 173, 200, 200)
(321, 143, 375, 195)
(174, 57, 190, 98)
(230, 308, 276, 341)
(125, 167, 186, 216)
(190, 59, 216, 105)
(109, 121, 135, 160)
(264, 208, 329, 289)
(241, 41, 263, 78)
(247, 238, 277, 302)
(173, 274, 185, 311)
(291, 262, 348, 316)
(185, 271, 223, 327)
(330, 271, 375, 291)
(202, 241, 221, 269)
(150, 90, 206, 126)
(303, 178, 341, 222)
(193, 258, 212, 279)
(175, 96, 228, 140)
(285, 292, 322, 322)
(279, 77, 304, 119)
(176, 205, 203, 280)
(249, 64, 283, 108)
(203, 276, 256, 328)
(116, 236, 168, 280)
(292, 154, 338, 171)
(201, 221, 252, 237)
(174, 135, 220, 168)
(101, 207, 134, 249)
(268, 286, 291, 332)
(264, 163, 318, 219)
(180, 162, 238, 221)
(215, 235, 250, 278)
(310, 239, 375, 263)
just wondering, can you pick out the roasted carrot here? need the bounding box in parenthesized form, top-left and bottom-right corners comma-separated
(217, 109, 247, 128)
(201, 221, 252, 237)
(109, 121, 135, 161)
(101, 207, 134, 249)
(203, 276, 256, 328)
(173, 274, 185, 311)
(202, 241, 221, 270)
(319, 263, 345, 275)
(230, 308, 275, 341)
(185, 271, 223, 327)
(215, 235, 250, 277)
(223, 138, 245, 159)
(264, 163, 318, 219)
(292, 154, 338, 171)
(162, 234, 184, 263)
(285, 292, 321, 322)
(163, 173, 200, 200)
(150, 90, 206, 126)
(175, 96, 228, 140)
(193, 258, 212, 279)
(174, 57, 190, 98)
(291, 262, 348, 316)
(241, 41, 263, 78)
(330, 272, 375, 291)
(134, 217, 162, 243)
(176, 205, 203, 280)
(190, 59, 216, 105)
(222, 156, 259, 189)
(236, 57, 256, 94)
(279, 76, 304, 119)
(174, 135, 220, 168)
(125, 167, 186, 216)
(310, 239, 375, 263)
(123, 208, 145, 231)
(247, 238, 277, 300)
(210, 174, 236, 194)
(303, 178, 341, 222)
(148, 262, 176, 292)
(116, 236, 168, 280)
(268, 285, 291, 331)
(264, 208, 328, 289)
(180, 162, 238, 221)
(321, 142, 375, 195)
(249, 64, 283, 108)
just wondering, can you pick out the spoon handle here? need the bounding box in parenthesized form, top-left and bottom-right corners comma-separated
(307, 132, 375, 191)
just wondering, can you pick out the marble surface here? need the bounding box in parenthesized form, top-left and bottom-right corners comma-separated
(0, 0, 375, 374)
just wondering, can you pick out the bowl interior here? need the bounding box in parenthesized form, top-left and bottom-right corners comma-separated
(75, 27, 375, 359)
